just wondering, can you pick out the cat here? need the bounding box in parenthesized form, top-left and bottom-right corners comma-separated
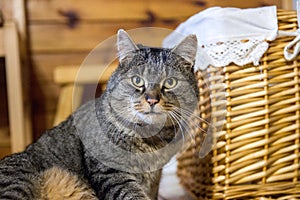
(0, 29, 198, 200)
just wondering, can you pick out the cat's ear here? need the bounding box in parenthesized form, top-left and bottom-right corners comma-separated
(117, 29, 139, 62)
(171, 34, 198, 65)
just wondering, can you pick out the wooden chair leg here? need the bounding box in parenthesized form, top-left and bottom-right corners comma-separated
(4, 22, 31, 153)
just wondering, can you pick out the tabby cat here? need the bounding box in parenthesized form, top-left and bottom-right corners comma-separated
(0, 30, 198, 200)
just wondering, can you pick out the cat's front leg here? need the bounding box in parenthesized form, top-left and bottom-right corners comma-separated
(90, 172, 152, 200)
(0, 153, 40, 200)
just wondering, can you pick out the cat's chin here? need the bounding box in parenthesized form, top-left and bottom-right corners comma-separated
(135, 111, 167, 126)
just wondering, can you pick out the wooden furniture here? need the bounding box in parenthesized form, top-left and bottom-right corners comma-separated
(53, 64, 117, 125)
(0, 21, 32, 154)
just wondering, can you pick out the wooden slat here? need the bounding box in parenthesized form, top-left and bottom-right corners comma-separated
(29, 22, 177, 53)
(53, 85, 76, 126)
(32, 52, 119, 84)
(13, 0, 32, 148)
(54, 63, 118, 85)
(4, 21, 31, 153)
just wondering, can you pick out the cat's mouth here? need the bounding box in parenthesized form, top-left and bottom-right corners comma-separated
(142, 110, 161, 115)
(135, 110, 166, 125)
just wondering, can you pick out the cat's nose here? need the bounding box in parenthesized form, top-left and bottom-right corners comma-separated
(145, 93, 160, 106)
(147, 98, 159, 105)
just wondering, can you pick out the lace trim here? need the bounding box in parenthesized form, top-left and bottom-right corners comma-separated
(196, 37, 269, 69)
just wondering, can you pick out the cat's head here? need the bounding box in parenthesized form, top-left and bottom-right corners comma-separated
(107, 30, 199, 136)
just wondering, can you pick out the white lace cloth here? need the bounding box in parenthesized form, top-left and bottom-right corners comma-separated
(163, 6, 278, 70)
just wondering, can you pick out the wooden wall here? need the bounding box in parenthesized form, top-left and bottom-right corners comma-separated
(25, 0, 283, 138)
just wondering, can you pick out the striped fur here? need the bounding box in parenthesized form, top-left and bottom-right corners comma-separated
(0, 31, 198, 199)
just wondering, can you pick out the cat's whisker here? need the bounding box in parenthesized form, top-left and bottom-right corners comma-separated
(167, 111, 190, 148)
(172, 107, 212, 133)
(166, 112, 183, 143)
(173, 106, 211, 126)
(168, 109, 198, 148)
(166, 112, 178, 134)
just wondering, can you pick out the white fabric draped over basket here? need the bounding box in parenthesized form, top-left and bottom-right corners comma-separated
(163, 6, 300, 70)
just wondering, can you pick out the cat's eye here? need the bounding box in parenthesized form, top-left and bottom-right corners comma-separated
(163, 77, 178, 89)
(131, 76, 145, 88)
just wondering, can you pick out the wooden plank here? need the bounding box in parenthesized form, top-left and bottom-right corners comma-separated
(261, 0, 283, 8)
(27, 0, 282, 23)
(203, 0, 281, 8)
(29, 1, 284, 53)
(27, 0, 203, 22)
(29, 22, 178, 53)
(27, 0, 148, 21)
(148, 0, 202, 20)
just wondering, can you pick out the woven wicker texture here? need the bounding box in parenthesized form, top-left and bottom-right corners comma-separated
(177, 10, 300, 199)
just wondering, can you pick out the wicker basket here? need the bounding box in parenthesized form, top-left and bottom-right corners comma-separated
(177, 10, 300, 199)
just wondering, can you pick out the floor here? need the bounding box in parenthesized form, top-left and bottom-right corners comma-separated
(158, 158, 193, 200)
